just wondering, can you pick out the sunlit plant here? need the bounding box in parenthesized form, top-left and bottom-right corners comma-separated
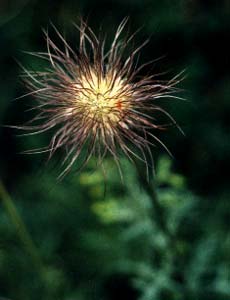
(16, 18, 182, 178)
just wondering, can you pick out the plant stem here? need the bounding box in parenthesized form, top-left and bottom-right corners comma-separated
(137, 169, 172, 238)
(0, 180, 45, 275)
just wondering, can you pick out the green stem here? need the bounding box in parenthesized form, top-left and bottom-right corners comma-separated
(0, 180, 45, 275)
(137, 169, 172, 238)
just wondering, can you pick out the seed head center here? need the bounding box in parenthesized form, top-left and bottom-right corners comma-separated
(77, 70, 128, 123)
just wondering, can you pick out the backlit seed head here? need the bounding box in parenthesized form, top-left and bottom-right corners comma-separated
(16, 18, 183, 179)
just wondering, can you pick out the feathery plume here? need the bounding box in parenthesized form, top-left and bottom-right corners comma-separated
(16, 18, 182, 179)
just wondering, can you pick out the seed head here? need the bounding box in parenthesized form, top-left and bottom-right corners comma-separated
(17, 18, 182, 179)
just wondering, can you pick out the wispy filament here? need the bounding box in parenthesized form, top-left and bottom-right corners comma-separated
(16, 18, 182, 178)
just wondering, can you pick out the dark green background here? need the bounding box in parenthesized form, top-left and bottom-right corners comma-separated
(0, 1, 229, 300)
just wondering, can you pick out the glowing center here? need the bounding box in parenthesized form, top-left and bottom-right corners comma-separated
(76, 70, 127, 123)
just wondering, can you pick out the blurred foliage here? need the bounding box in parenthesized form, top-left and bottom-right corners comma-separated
(0, 0, 230, 299)
(0, 157, 229, 300)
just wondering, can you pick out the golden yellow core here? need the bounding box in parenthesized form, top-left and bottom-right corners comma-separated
(76, 70, 128, 124)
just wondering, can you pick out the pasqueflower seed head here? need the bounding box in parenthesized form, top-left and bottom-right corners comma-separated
(16, 18, 182, 179)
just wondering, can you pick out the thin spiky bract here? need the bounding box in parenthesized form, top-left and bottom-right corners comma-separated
(17, 19, 182, 179)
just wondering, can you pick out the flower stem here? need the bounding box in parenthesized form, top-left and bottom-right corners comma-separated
(137, 169, 172, 238)
(0, 180, 45, 275)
